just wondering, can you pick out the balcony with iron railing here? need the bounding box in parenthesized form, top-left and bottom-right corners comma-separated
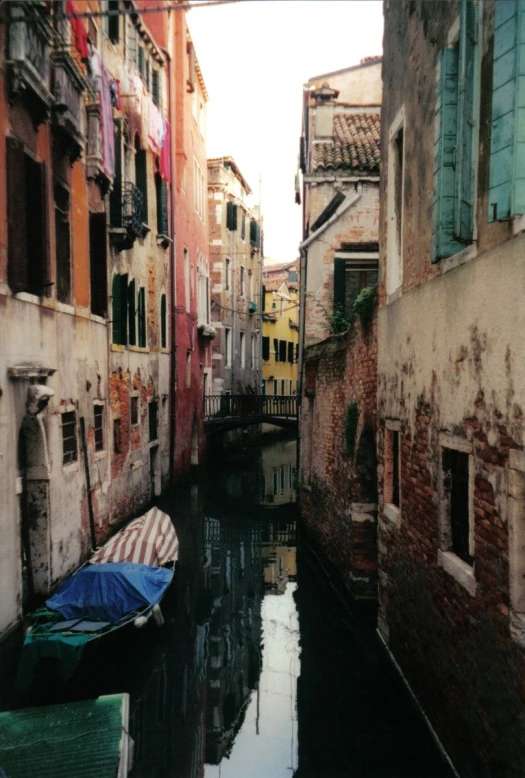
(6, 2, 54, 118)
(50, 9, 88, 154)
(110, 181, 146, 250)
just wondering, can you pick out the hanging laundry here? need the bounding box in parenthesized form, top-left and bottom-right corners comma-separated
(160, 121, 171, 183)
(87, 40, 101, 92)
(148, 100, 166, 154)
(66, 0, 89, 60)
(100, 65, 115, 178)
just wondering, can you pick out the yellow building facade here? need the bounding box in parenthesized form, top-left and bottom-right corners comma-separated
(262, 262, 299, 396)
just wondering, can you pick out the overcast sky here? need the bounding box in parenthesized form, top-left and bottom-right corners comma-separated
(188, 0, 384, 264)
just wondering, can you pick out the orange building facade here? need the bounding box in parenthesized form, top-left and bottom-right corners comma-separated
(0, 0, 211, 670)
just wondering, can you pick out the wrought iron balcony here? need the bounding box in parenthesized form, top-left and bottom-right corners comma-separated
(123, 182, 145, 238)
(6, 3, 53, 117)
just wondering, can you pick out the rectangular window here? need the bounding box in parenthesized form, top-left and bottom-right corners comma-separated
(273, 338, 279, 362)
(225, 258, 231, 291)
(240, 266, 245, 297)
(135, 146, 148, 225)
(262, 337, 270, 361)
(54, 183, 71, 304)
(152, 70, 161, 106)
(225, 328, 231, 367)
(184, 248, 190, 308)
(130, 396, 139, 426)
(334, 253, 379, 320)
(186, 350, 192, 389)
(137, 286, 146, 347)
(107, 0, 119, 43)
(112, 273, 128, 345)
(442, 448, 473, 565)
(249, 270, 253, 302)
(279, 340, 287, 362)
(137, 45, 145, 77)
(227, 201, 237, 231)
(94, 404, 104, 452)
(433, 1, 479, 258)
(287, 342, 294, 364)
(149, 401, 158, 442)
(489, 0, 525, 221)
(241, 210, 246, 241)
(62, 411, 78, 465)
(251, 334, 256, 368)
(89, 212, 107, 317)
(126, 16, 137, 64)
(280, 379, 285, 396)
(156, 173, 169, 236)
(128, 278, 136, 346)
(240, 332, 245, 368)
(161, 294, 167, 348)
(261, 379, 266, 395)
(113, 417, 122, 453)
(6, 138, 47, 295)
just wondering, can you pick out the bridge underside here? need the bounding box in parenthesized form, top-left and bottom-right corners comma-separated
(204, 416, 298, 436)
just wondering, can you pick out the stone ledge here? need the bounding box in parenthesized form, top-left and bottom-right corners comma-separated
(438, 550, 476, 596)
(383, 502, 401, 528)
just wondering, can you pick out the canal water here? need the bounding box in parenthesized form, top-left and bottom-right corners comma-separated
(20, 435, 453, 777)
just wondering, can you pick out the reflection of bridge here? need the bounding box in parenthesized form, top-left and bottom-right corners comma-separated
(204, 395, 298, 434)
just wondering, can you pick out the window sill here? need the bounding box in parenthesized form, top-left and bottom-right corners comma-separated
(56, 302, 75, 315)
(385, 286, 402, 306)
(111, 344, 126, 352)
(129, 345, 150, 354)
(438, 243, 477, 276)
(510, 611, 525, 648)
(156, 233, 172, 248)
(438, 549, 476, 596)
(149, 439, 159, 448)
(94, 450, 107, 461)
(130, 459, 143, 471)
(383, 502, 400, 528)
(63, 461, 80, 475)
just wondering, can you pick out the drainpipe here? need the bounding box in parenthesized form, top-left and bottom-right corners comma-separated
(162, 43, 177, 484)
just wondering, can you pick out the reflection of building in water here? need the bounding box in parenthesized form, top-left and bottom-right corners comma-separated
(259, 439, 297, 506)
(262, 519, 298, 594)
(203, 516, 264, 765)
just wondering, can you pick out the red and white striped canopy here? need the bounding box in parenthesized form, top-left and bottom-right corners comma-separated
(90, 508, 179, 567)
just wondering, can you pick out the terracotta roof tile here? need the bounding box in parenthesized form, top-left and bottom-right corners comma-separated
(313, 113, 380, 174)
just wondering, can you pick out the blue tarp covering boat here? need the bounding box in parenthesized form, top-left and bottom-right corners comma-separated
(16, 510, 178, 691)
(46, 562, 174, 623)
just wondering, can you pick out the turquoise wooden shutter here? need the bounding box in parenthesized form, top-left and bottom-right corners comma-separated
(432, 47, 464, 262)
(455, 0, 479, 241)
(138, 287, 146, 347)
(488, 1, 525, 220)
(128, 278, 136, 346)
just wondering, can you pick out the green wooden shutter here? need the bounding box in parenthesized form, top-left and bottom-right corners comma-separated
(333, 258, 346, 312)
(488, 1, 525, 220)
(432, 47, 464, 261)
(157, 178, 168, 235)
(227, 201, 237, 231)
(135, 149, 148, 224)
(89, 212, 107, 318)
(455, 0, 479, 241)
(262, 337, 270, 361)
(273, 338, 279, 362)
(128, 278, 136, 346)
(138, 287, 146, 347)
(112, 275, 122, 344)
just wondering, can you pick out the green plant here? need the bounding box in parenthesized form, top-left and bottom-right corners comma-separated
(344, 401, 359, 456)
(352, 284, 377, 329)
(329, 304, 352, 334)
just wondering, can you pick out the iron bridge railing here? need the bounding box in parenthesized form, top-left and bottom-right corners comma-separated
(204, 395, 297, 421)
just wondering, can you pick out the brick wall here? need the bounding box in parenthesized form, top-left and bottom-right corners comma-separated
(299, 310, 377, 598)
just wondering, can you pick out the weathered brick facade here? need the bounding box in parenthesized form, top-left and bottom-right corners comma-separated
(300, 314, 378, 598)
(378, 1, 525, 773)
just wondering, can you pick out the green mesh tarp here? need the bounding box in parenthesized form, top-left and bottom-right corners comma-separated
(0, 694, 128, 778)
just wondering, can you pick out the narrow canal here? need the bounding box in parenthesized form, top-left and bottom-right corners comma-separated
(22, 435, 453, 777)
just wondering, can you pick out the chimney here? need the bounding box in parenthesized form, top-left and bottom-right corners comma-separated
(312, 82, 339, 140)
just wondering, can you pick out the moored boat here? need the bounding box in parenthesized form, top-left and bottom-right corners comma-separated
(16, 507, 178, 691)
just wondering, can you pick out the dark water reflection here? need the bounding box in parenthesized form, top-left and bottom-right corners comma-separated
(18, 435, 452, 777)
